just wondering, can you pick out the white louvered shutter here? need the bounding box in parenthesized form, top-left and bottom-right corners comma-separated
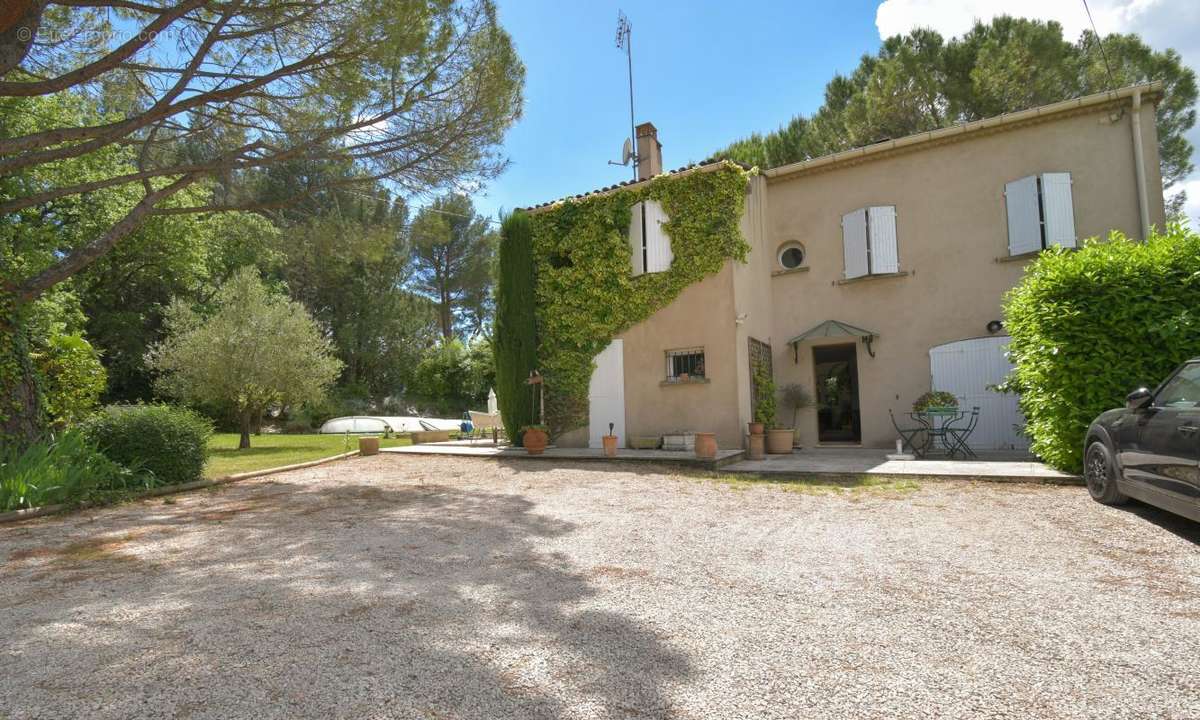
(1004, 176, 1041, 256)
(629, 202, 645, 276)
(841, 208, 869, 279)
(1041, 172, 1076, 249)
(644, 200, 673, 272)
(867, 205, 899, 274)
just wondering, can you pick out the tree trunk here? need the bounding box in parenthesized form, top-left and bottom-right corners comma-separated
(1, 353, 42, 446)
(0, 311, 44, 447)
(239, 410, 252, 449)
(253, 410, 262, 436)
(439, 292, 452, 339)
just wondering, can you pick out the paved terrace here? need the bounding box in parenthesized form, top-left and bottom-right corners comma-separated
(383, 442, 1076, 482)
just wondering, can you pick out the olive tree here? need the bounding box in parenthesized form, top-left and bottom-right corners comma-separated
(148, 267, 342, 449)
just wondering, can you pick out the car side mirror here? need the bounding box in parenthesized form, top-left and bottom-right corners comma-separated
(1126, 387, 1153, 410)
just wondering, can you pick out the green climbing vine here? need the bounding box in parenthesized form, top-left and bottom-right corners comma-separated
(527, 161, 751, 436)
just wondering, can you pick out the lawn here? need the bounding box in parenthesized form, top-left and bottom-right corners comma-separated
(204, 433, 412, 478)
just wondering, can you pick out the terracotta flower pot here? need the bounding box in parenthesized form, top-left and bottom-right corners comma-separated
(694, 432, 718, 460)
(748, 421, 765, 436)
(746, 433, 765, 460)
(766, 428, 794, 454)
(602, 435, 618, 457)
(523, 428, 548, 455)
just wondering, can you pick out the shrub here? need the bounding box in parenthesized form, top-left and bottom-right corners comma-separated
(0, 431, 150, 511)
(494, 211, 538, 443)
(752, 364, 777, 428)
(35, 332, 106, 430)
(913, 391, 958, 412)
(1002, 225, 1200, 472)
(779, 383, 814, 428)
(83, 405, 213, 485)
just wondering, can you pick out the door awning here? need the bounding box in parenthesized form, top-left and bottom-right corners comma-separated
(787, 320, 879, 346)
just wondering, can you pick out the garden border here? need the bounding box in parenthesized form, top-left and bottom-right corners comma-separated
(0, 450, 359, 525)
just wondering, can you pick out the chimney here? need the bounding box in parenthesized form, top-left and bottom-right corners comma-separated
(635, 122, 662, 181)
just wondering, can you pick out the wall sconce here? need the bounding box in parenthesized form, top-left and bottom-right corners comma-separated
(986, 320, 1004, 334)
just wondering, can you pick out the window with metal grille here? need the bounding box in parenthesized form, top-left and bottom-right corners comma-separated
(665, 347, 705, 381)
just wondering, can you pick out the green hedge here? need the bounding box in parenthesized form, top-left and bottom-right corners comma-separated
(494, 211, 538, 443)
(1002, 225, 1200, 472)
(83, 405, 213, 485)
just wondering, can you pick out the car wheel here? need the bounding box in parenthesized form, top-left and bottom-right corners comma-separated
(1084, 440, 1128, 505)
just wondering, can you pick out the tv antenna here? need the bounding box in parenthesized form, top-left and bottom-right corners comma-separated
(607, 10, 638, 181)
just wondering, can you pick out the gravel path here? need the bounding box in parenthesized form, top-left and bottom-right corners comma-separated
(2, 456, 1198, 719)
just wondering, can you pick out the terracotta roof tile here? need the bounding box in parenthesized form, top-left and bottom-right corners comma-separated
(520, 158, 749, 212)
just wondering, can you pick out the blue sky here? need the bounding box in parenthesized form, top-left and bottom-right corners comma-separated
(475, 1, 881, 218)
(472, 0, 1200, 224)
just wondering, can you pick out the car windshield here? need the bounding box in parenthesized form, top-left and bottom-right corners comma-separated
(1156, 362, 1200, 409)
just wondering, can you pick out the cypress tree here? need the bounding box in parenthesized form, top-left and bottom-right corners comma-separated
(493, 211, 537, 443)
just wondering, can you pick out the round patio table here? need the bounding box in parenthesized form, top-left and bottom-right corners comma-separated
(910, 407, 966, 458)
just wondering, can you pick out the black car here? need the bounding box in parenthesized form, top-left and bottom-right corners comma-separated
(1084, 358, 1200, 522)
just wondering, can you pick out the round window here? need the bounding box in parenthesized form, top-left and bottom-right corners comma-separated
(778, 243, 805, 270)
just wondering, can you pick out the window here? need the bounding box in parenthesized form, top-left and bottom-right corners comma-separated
(1156, 363, 1200, 409)
(629, 200, 672, 276)
(841, 205, 898, 279)
(665, 347, 705, 381)
(778, 242, 806, 270)
(1005, 172, 1076, 256)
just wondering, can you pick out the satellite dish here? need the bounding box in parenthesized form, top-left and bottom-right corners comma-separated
(608, 137, 636, 168)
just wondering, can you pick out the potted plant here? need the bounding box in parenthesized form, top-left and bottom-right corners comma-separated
(779, 383, 814, 449)
(602, 422, 618, 457)
(752, 364, 775, 436)
(913, 391, 959, 413)
(754, 365, 792, 454)
(521, 425, 549, 455)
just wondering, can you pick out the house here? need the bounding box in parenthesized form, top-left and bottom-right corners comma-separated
(523, 83, 1166, 451)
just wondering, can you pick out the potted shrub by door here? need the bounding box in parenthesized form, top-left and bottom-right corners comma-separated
(779, 383, 814, 450)
(522, 425, 549, 455)
(602, 422, 618, 457)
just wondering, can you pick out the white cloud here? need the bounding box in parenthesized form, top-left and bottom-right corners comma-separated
(875, 0, 1193, 47)
(1167, 179, 1200, 228)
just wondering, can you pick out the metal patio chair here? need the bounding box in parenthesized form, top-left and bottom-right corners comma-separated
(945, 406, 981, 459)
(889, 409, 927, 458)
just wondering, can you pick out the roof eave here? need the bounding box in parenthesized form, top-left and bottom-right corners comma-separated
(764, 82, 1163, 182)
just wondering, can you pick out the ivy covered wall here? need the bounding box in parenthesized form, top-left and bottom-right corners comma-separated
(526, 161, 751, 437)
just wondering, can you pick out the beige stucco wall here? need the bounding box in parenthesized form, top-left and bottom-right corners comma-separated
(617, 262, 742, 449)
(766, 100, 1166, 448)
(732, 175, 775, 442)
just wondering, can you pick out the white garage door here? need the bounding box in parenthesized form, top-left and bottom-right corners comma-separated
(588, 340, 626, 449)
(929, 337, 1028, 451)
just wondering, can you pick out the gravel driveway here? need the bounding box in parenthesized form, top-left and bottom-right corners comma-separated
(2, 456, 1198, 719)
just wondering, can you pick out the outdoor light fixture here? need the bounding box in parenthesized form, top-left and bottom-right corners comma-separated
(987, 320, 1004, 334)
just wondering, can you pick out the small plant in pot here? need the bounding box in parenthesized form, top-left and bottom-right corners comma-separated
(779, 383, 814, 449)
(602, 422, 618, 457)
(521, 425, 550, 455)
(912, 391, 958, 413)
